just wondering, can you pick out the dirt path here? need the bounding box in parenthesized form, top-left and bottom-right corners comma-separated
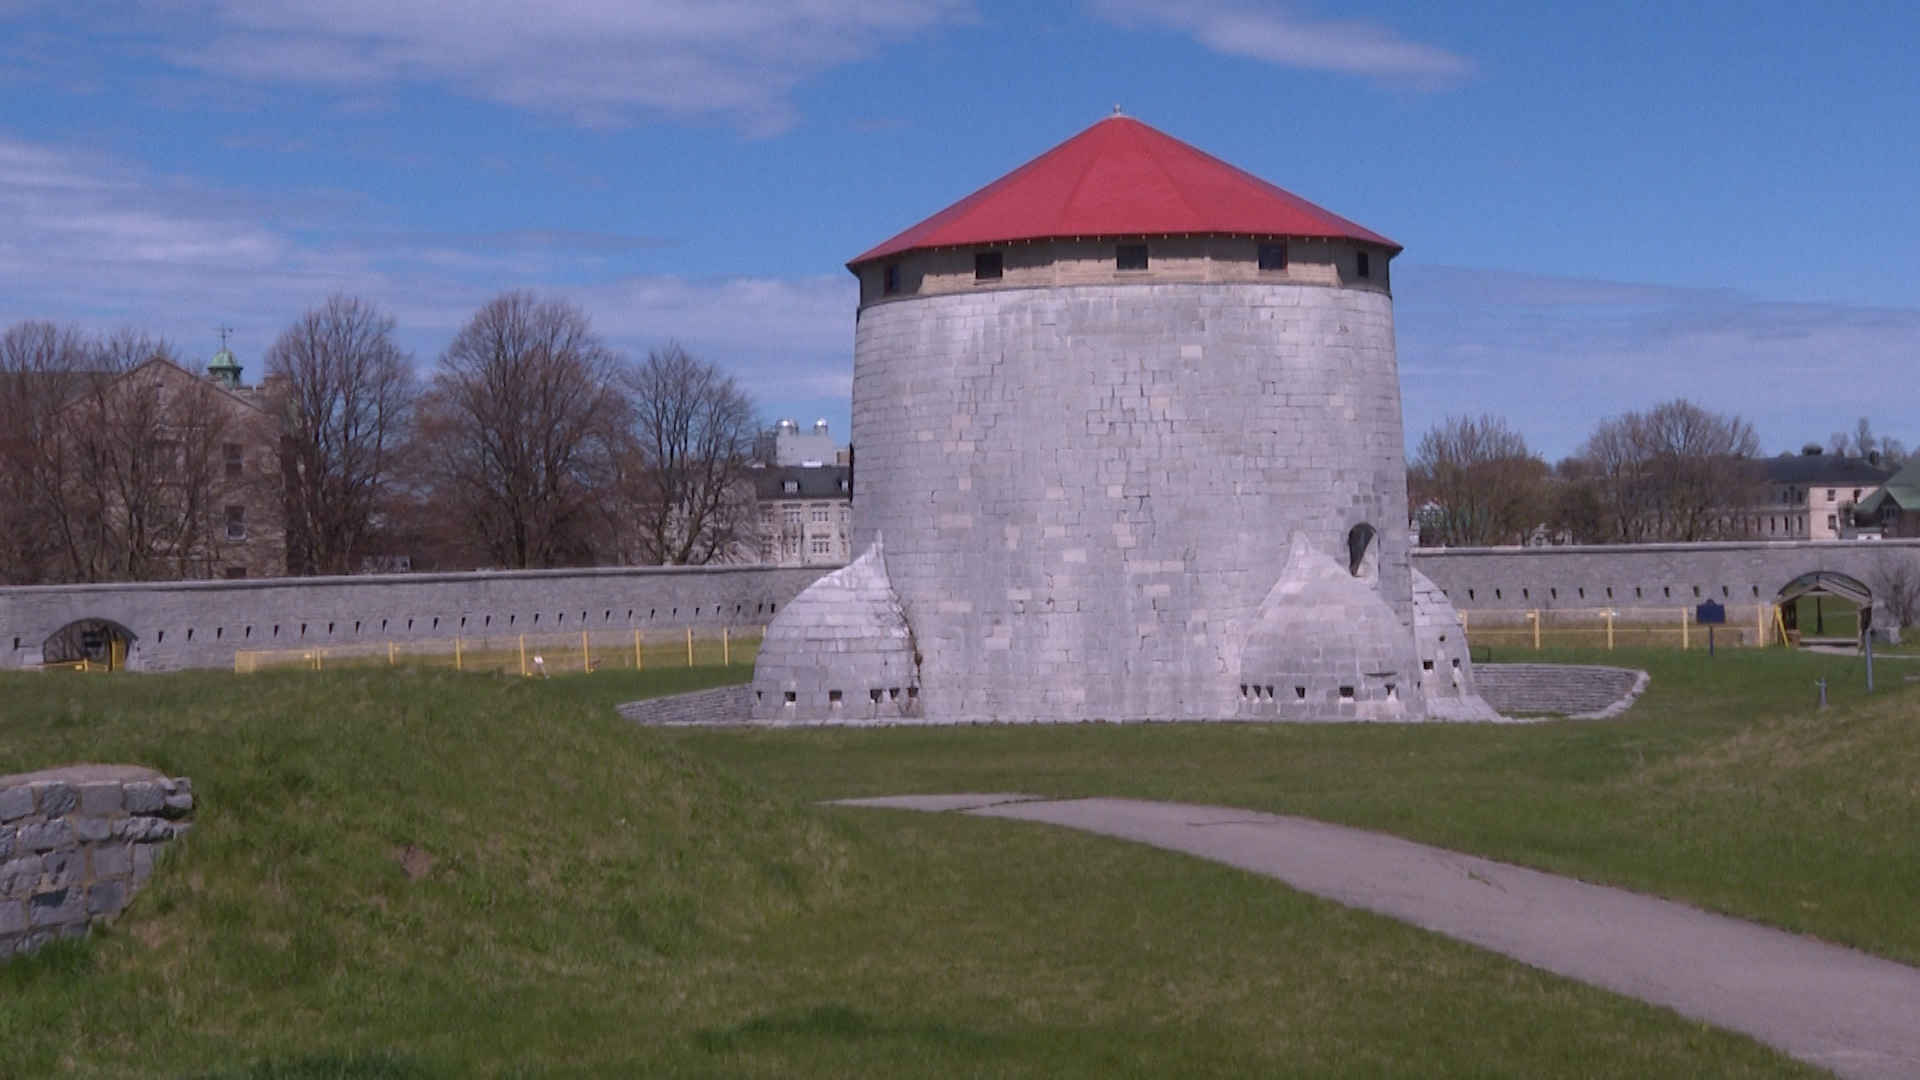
(835, 794, 1920, 1080)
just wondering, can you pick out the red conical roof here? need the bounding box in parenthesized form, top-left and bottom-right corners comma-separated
(851, 115, 1399, 267)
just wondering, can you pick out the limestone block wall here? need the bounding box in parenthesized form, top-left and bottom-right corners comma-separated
(0, 765, 192, 960)
(850, 281, 1412, 721)
(1, 565, 830, 672)
(1411, 540, 1920, 630)
(749, 540, 922, 723)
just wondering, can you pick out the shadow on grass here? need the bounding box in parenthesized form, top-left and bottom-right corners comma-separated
(694, 1004, 1008, 1056)
(0, 937, 95, 985)
(192, 1053, 431, 1080)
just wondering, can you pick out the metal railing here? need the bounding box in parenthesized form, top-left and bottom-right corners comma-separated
(1460, 605, 1779, 651)
(234, 626, 763, 676)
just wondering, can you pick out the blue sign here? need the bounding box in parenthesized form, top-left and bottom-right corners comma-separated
(1695, 601, 1727, 625)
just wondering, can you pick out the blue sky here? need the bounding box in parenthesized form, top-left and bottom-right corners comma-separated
(1, 1, 1915, 459)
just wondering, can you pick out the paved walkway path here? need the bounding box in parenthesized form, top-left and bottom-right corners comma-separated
(834, 795, 1920, 1080)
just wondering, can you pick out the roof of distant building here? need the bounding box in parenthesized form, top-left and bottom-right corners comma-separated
(1759, 453, 1894, 486)
(752, 464, 851, 501)
(851, 114, 1398, 268)
(1858, 457, 1920, 513)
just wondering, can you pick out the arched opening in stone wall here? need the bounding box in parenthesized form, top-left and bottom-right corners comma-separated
(1347, 523, 1378, 579)
(1776, 571, 1874, 644)
(43, 618, 137, 671)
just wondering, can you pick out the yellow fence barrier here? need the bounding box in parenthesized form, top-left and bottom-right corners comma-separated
(235, 627, 763, 676)
(1462, 605, 1778, 651)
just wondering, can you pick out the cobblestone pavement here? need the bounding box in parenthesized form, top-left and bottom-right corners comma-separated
(834, 794, 1920, 1080)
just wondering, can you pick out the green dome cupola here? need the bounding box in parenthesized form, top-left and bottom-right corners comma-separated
(208, 326, 242, 388)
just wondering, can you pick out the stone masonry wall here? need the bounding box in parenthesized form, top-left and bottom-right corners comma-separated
(851, 280, 1411, 722)
(1, 765, 193, 960)
(1, 565, 830, 672)
(1412, 540, 1920, 632)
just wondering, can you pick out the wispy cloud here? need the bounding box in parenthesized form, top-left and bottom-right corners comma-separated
(1394, 266, 1920, 458)
(0, 134, 853, 409)
(56, 0, 974, 134)
(1086, 0, 1472, 91)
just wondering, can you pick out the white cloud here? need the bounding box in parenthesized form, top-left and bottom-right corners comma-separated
(0, 134, 854, 408)
(1394, 266, 1920, 459)
(1087, 0, 1472, 91)
(131, 0, 972, 132)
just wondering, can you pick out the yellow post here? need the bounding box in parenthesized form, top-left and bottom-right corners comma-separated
(388, 641, 396, 666)
(1681, 608, 1689, 650)
(634, 630, 642, 670)
(1758, 602, 1767, 647)
(1606, 610, 1614, 651)
(1775, 604, 1789, 646)
(1529, 611, 1540, 651)
(582, 630, 591, 674)
(455, 637, 463, 671)
(519, 635, 527, 677)
(315, 650, 323, 671)
(686, 626, 694, 667)
(723, 627, 730, 666)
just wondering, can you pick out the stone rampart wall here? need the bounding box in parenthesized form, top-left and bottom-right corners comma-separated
(1412, 540, 1920, 627)
(1, 565, 832, 672)
(1, 766, 193, 960)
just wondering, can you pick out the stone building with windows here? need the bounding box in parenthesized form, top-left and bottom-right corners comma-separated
(64, 348, 285, 582)
(1744, 449, 1891, 542)
(751, 464, 852, 566)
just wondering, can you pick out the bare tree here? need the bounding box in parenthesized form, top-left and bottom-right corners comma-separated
(618, 343, 759, 565)
(1870, 552, 1920, 631)
(1408, 414, 1548, 546)
(267, 295, 417, 575)
(0, 321, 88, 583)
(419, 292, 625, 569)
(1829, 417, 1910, 469)
(1579, 399, 1759, 542)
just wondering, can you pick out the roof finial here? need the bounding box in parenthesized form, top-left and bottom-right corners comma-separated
(1111, 104, 1124, 117)
(217, 323, 233, 349)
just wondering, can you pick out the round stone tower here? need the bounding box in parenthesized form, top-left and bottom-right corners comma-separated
(754, 114, 1480, 723)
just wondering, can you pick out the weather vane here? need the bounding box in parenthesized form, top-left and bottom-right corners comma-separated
(216, 324, 234, 350)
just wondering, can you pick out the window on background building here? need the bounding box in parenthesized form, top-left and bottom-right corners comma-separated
(1828, 489, 1837, 502)
(1356, 251, 1371, 278)
(783, 507, 802, 528)
(225, 505, 246, 541)
(811, 507, 830, 523)
(1257, 243, 1288, 271)
(974, 251, 1003, 281)
(1828, 515, 1838, 530)
(1116, 243, 1148, 271)
(223, 442, 244, 479)
(783, 480, 799, 495)
(811, 538, 831, 555)
(882, 264, 901, 295)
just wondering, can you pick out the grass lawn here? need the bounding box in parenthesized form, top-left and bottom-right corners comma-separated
(0, 648, 1899, 1077)
(677, 646, 1920, 966)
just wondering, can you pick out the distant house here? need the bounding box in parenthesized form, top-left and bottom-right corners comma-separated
(1855, 457, 1920, 538)
(38, 350, 285, 581)
(1743, 448, 1891, 542)
(752, 464, 851, 566)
